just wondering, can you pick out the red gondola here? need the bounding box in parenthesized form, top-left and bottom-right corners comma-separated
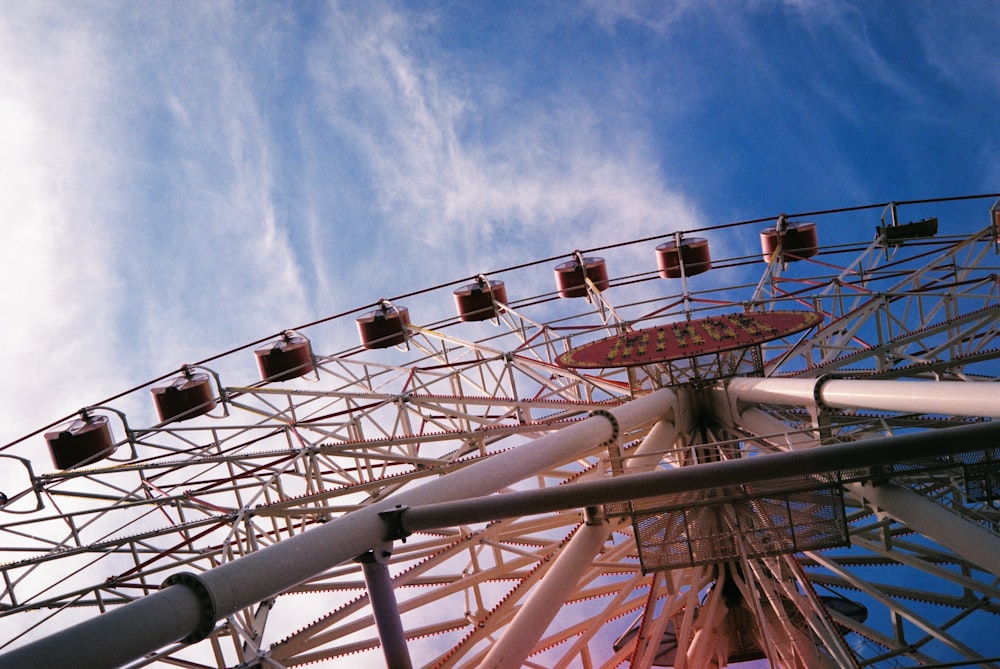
(255, 333, 314, 381)
(760, 220, 818, 263)
(454, 279, 507, 321)
(656, 237, 712, 278)
(554, 256, 609, 298)
(357, 303, 411, 349)
(45, 414, 115, 470)
(151, 369, 216, 422)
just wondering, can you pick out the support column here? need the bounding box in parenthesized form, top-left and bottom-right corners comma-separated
(0, 580, 206, 669)
(726, 377, 1000, 418)
(685, 570, 729, 668)
(0, 389, 676, 669)
(359, 550, 412, 669)
(728, 406, 818, 452)
(480, 409, 686, 669)
(481, 514, 612, 669)
(850, 481, 1000, 579)
(625, 410, 685, 472)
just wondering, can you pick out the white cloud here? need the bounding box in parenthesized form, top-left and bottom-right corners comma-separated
(103, 5, 314, 374)
(579, 0, 704, 34)
(0, 9, 128, 446)
(306, 3, 708, 315)
(0, 0, 756, 448)
(0, 2, 318, 448)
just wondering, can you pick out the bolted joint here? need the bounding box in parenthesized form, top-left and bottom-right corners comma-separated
(161, 572, 217, 643)
(588, 409, 620, 447)
(812, 374, 837, 413)
(583, 505, 606, 526)
(379, 505, 411, 542)
(357, 537, 394, 565)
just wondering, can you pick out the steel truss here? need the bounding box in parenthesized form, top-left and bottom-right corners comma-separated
(1, 194, 1000, 668)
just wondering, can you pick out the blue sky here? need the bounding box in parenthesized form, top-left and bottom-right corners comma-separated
(1, 2, 998, 445)
(0, 3, 999, 666)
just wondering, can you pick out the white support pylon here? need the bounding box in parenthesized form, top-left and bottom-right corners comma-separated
(726, 377, 1000, 418)
(850, 480, 1000, 579)
(0, 390, 677, 669)
(481, 413, 687, 669)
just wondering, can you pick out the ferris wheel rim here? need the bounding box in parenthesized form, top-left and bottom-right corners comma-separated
(1, 190, 1000, 659)
(4, 190, 998, 454)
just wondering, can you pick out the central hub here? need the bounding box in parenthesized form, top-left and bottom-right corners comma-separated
(557, 311, 822, 387)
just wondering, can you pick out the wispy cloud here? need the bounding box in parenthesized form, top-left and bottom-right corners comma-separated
(305, 3, 706, 313)
(0, 8, 130, 443)
(4, 0, 990, 447)
(104, 4, 316, 373)
(127, 46, 312, 363)
(0, 3, 315, 443)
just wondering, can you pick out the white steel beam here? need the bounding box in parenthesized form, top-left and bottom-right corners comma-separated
(684, 570, 730, 668)
(849, 481, 1000, 579)
(359, 551, 413, 669)
(480, 517, 612, 669)
(726, 405, 818, 451)
(726, 377, 1000, 418)
(0, 389, 676, 669)
(480, 412, 688, 669)
(397, 421, 1000, 536)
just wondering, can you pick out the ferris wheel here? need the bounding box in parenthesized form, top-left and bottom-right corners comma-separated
(2, 194, 1000, 669)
